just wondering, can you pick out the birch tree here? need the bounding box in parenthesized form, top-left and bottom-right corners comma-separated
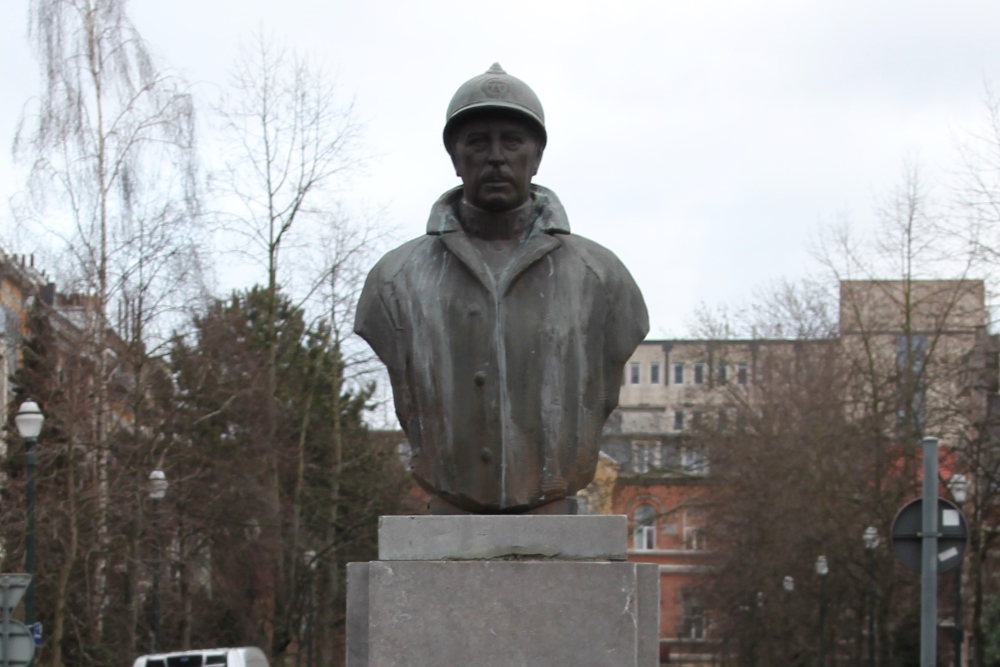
(13, 0, 200, 655)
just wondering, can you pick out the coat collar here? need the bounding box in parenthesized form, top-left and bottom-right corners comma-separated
(425, 185, 571, 236)
(428, 185, 570, 295)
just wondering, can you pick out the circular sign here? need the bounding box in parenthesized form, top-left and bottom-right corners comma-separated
(891, 497, 968, 574)
(0, 618, 36, 665)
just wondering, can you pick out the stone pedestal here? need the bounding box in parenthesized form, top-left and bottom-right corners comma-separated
(347, 515, 659, 667)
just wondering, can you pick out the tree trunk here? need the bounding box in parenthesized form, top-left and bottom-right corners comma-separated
(49, 438, 79, 667)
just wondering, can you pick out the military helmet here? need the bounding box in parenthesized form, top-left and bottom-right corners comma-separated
(444, 63, 546, 150)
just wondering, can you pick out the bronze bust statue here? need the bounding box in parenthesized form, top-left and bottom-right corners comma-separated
(355, 64, 648, 513)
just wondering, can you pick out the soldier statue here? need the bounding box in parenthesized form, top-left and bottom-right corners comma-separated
(355, 64, 648, 513)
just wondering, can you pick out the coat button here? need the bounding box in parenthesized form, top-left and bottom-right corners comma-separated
(481, 448, 492, 463)
(474, 371, 486, 386)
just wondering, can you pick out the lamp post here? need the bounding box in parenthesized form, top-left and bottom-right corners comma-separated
(148, 469, 168, 654)
(15, 400, 44, 642)
(816, 555, 829, 667)
(863, 527, 880, 667)
(949, 474, 969, 667)
(304, 550, 317, 667)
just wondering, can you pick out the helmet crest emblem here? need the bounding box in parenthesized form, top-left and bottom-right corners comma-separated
(481, 78, 509, 99)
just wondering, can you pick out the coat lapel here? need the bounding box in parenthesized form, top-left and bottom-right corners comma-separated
(438, 232, 495, 293)
(500, 233, 563, 297)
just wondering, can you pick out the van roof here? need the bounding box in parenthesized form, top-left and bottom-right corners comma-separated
(136, 647, 266, 659)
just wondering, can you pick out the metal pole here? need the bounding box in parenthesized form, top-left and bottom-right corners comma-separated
(869, 549, 876, 667)
(25, 436, 37, 632)
(25, 437, 37, 667)
(307, 573, 314, 667)
(3, 583, 10, 667)
(818, 575, 826, 667)
(921, 436, 939, 667)
(150, 499, 161, 654)
(954, 565, 962, 667)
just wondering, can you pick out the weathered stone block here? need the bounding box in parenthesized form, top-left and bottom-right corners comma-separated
(345, 563, 369, 667)
(347, 560, 658, 667)
(378, 514, 627, 561)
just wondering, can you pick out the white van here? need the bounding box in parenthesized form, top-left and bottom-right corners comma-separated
(131, 647, 269, 667)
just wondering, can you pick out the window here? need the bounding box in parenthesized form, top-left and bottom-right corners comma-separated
(718, 362, 728, 384)
(717, 409, 728, 429)
(897, 334, 928, 429)
(694, 363, 704, 385)
(630, 362, 641, 385)
(684, 508, 707, 551)
(634, 504, 656, 550)
(760, 357, 772, 384)
(684, 526, 707, 551)
(692, 410, 703, 429)
(737, 363, 748, 385)
(681, 592, 706, 640)
(167, 657, 206, 667)
(632, 441, 661, 474)
(682, 447, 709, 475)
(650, 362, 661, 385)
(674, 363, 684, 385)
(673, 409, 684, 431)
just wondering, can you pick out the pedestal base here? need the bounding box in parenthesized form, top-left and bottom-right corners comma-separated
(346, 515, 659, 667)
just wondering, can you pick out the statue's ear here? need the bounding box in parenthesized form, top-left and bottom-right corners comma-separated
(532, 147, 544, 177)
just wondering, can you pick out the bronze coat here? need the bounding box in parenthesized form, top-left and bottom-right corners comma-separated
(355, 186, 649, 511)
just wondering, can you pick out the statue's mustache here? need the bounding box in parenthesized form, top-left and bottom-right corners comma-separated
(482, 170, 513, 183)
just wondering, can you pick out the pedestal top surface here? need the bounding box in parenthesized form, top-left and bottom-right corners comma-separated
(378, 514, 628, 561)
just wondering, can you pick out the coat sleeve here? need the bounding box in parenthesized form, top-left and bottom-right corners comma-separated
(601, 255, 649, 417)
(354, 261, 398, 372)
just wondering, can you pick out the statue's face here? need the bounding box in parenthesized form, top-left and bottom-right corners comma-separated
(450, 115, 543, 212)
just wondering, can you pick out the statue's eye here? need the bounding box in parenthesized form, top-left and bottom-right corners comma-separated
(466, 135, 489, 149)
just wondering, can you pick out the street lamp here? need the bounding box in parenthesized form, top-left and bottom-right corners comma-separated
(148, 469, 168, 654)
(950, 474, 968, 505)
(304, 550, 317, 667)
(816, 555, 829, 667)
(15, 400, 44, 637)
(949, 474, 969, 667)
(864, 527, 880, 667)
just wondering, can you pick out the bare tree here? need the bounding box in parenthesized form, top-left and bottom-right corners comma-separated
(693, 165, 987, 666)
(13, 0, 200, 657)
(211, 31, 364, 657)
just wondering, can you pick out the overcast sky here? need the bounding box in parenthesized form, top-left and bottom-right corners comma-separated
(3, 0, 1000, 337)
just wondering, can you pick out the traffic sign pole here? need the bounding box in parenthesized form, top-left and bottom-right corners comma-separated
(0, 575, 34, 666)
(3, 583, 9, 667)
(921, 436, 939, 667)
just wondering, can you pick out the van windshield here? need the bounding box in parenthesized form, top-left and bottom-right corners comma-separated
(163, 656, 227, 667)
(167, 657, 202, 667)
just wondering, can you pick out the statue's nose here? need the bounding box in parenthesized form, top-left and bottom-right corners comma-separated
(487, 139, 504, 164)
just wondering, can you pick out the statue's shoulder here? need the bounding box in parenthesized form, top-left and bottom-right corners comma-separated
(558, 233, 632, 283)
(369, 236, 436, 282)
